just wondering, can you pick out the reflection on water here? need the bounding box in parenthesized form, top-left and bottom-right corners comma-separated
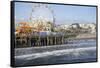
(15, 39, 97, 66)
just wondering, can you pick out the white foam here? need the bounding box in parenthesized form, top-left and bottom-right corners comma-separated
(15, 47, 96, 60)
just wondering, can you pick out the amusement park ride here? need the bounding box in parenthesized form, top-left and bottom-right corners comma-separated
(15, 4, 55, 34)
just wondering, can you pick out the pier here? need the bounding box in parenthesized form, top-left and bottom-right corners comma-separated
(15, 32, 96, 48)
(15, 33, 65, 48)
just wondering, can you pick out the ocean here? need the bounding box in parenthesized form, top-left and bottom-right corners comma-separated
(15, 39, 97, 66)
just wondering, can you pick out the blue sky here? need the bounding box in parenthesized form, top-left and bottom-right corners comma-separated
(15, 2, 96, 25)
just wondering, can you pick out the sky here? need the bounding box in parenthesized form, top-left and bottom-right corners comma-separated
(15, 2, 96, 25)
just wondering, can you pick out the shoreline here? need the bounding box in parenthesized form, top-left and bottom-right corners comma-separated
(76, 33, 96, 39)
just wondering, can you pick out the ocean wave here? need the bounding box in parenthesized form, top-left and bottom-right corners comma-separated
(15, 46, 96, 60)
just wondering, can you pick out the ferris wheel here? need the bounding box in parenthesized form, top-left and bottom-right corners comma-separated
(29, 4, 55, 24)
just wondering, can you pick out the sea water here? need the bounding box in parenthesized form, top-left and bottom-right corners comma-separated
(15, 39, 97, 66)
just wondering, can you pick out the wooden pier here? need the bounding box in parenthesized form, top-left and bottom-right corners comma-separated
(15, 32, 96, 48)
(15, 34, 65, 48)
